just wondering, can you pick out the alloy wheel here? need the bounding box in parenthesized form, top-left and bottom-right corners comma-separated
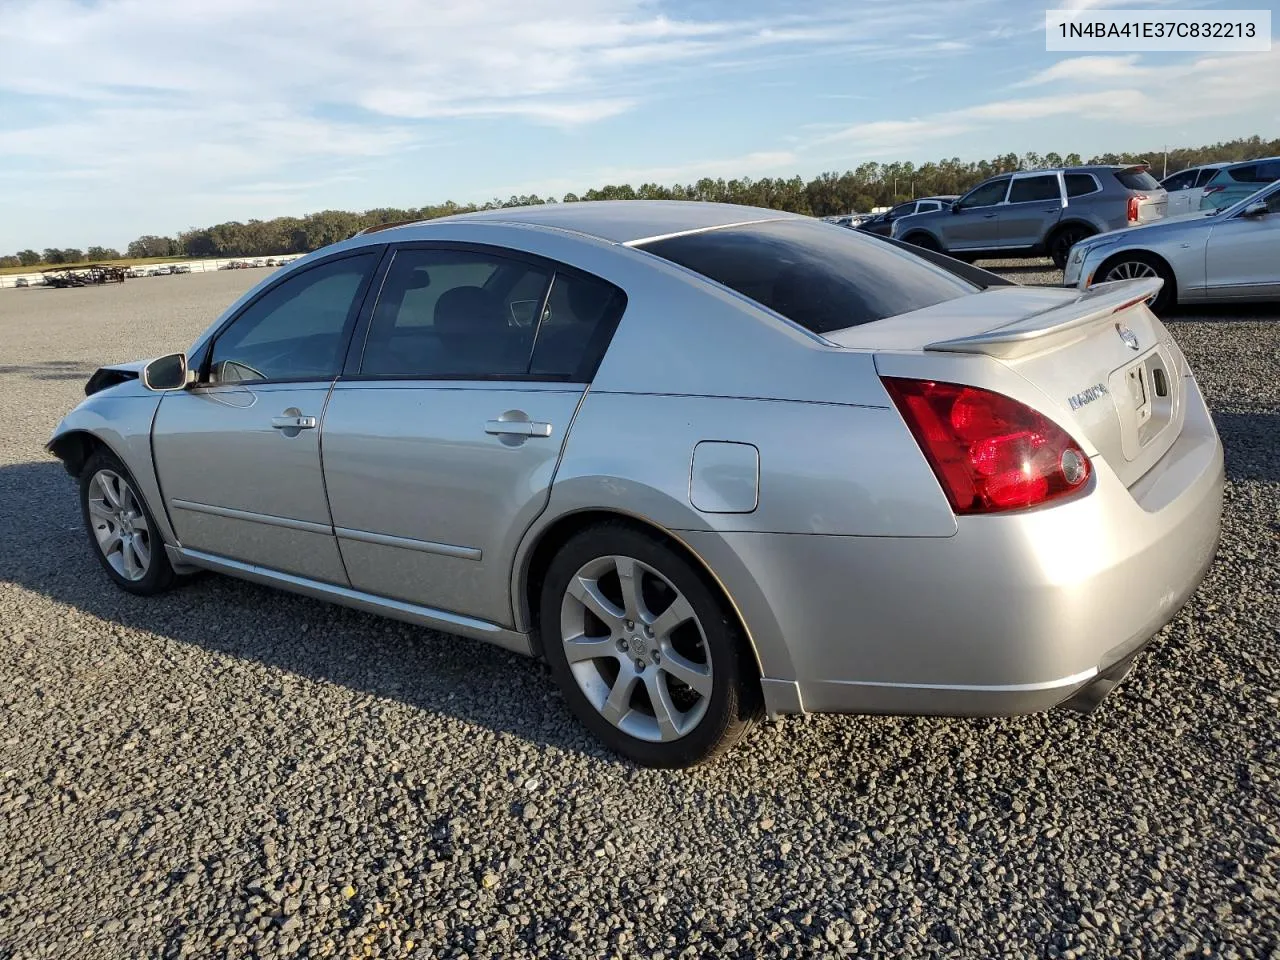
(559, 554, 712, 743)
(1103, 260, 1160, 281)
(87, 469, 152, 581)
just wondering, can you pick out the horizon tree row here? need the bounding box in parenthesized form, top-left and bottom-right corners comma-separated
(4, 135, 1275, 269)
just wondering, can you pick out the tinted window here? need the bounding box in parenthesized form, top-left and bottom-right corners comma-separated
(208, 253, 376, 384)
(1064, 173, 1099, 197)
(916, 200, 943, 213)
(958, 178, 1009, 209)
(360, 248, 551, 378)
(1195, 167, 1221, 187)
(640, 219, 976, 334)
(529, 272, 627, 380)
(888, 202, 916, 219)
(1008, 174, 1061, 203)
(1114, 169, 1161, 190)
(1160, 169, 1197, 192)
(1228, 165, 1258, 183)
(1241, 160, 1280, 183)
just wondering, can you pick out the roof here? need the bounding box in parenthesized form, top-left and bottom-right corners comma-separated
(379, 200, 808, 246)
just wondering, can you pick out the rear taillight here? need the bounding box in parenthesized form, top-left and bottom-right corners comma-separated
(882, 378, 1091, 514)
(1202, 185, 1225, 196)
(1126, 195, 1145, 222)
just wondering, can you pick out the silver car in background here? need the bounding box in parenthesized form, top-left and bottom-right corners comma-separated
(49, 201, 1223, 767)
(1066, 179, 1280, 313)
(1159, 163, 1227, 217)
(891, 165, 1167, 267)
(1199, 157, 1280, 211)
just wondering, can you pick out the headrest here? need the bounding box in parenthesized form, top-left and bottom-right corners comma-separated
(434, 286, 506, 332)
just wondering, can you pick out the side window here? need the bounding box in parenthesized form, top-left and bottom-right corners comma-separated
(1008, 174, 1062, 203)
(1229, 164, 1258, 183)
(208, 253, 376, 384)
(957, 178, 1009, 209)
(887, 202, 916, 220)
(529, 271, 627, 380)
(1161, 170, 1196, 192)
(359, 248, 551, 378)
(1195, 167, 1220, 187)
(1255, 161, 1280, 182)
(916, 200, 942, 213)
(1064, 173, 1099, 197)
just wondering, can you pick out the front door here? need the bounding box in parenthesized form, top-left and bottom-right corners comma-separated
(152, 251, 380, 583)
(321, 244, 625, 626)
(1204, 194, 1280, 299)
(940, 176, 1010, 252)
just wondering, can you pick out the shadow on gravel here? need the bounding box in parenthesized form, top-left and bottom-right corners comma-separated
(1211, 410, 1280, 483)
(0, 459, 609, 760)
(1164, 302, 1280, 322)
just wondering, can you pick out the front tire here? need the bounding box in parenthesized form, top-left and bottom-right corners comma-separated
(79, 449, 176, 596)
(540, 523, 760, 767)
(1096, 252, 1175, 314)
(903, 232, 940, 252)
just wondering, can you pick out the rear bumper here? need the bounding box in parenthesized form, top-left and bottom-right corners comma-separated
(686, 377, 1224, 718)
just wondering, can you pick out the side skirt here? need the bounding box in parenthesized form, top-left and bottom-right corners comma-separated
(167, 545, 533, 656)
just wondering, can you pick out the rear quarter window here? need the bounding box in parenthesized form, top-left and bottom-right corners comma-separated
(1064, 173, 1100, 197)
(1114, 170, 1161, 191)
(638, 219, 977, 335)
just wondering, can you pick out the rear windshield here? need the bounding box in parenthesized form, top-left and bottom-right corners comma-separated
(638, 219, 976, 334)
(1114, 169, 1161, 191)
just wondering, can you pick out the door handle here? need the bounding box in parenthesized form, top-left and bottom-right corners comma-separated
(485, 420, 552, 438)
(271, 415, 317, 430)
(982, 213, 997, 219)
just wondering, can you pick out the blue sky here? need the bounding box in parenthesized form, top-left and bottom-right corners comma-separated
(1, 0, 1276, 251)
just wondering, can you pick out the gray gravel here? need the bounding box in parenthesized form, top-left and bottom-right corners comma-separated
(1, 268, 1277, 959)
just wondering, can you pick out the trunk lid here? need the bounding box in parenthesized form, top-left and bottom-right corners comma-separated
(828, 279, 1187, 487)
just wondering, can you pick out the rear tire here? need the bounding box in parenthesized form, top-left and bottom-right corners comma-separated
(79, 449, 177, 596)
(1049, 224, 1095, 269)
(539, 523, 761, 767)
(1095, 252, 1176, 314)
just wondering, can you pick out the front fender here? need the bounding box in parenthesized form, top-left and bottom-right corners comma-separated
(47, 393, 178, 548)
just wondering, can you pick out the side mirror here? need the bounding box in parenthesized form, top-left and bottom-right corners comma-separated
(1242, 201, 1269, 218)
(142, 353, 191, 391)
(950, 202, 962, 214)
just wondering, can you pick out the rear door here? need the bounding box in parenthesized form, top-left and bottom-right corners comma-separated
(1000, 172, 1064, 249)
(941, 177, 1010, 251)
(321, 244, 626, 627)
(1161, 168, 1201, 216)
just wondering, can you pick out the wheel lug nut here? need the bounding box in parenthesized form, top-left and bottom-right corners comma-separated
(616, 638, 628, 652)
(624, 620, 633, 630)
(634, 658, 645, 671)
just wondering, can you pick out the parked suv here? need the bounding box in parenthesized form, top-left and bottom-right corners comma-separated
(1200, 157, 1280, 211)
(857, 196, 958, 237)
(891, 165, 1167, 267)
(1160, 163, 1227, 216)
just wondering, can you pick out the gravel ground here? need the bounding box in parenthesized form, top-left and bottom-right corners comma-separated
(0, 267, 1277, 960)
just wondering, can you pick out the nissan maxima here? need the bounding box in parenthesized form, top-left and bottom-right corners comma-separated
(48, 201, 1224, 767)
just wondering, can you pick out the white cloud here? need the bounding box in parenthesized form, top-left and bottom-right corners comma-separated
(0, 0, 990, 246)
(816, 47, 1280, 158)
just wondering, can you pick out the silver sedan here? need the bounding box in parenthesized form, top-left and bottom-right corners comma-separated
(49, 201, 1223, 766)
(1065, 180, 1280, 313)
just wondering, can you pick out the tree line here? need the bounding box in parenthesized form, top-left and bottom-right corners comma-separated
(4, 135, 1275, 269)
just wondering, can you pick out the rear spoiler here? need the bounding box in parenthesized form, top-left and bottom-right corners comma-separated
(924, 277, 1162, 360)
